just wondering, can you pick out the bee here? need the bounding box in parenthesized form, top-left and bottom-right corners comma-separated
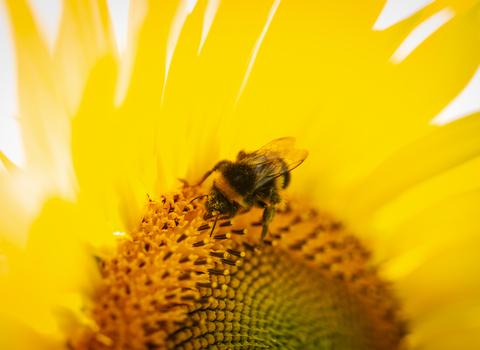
(191, 137, 308, 243)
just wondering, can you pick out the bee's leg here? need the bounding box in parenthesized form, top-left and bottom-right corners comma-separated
(178, 178, 190, 188)
(197, 170, 213, 186)
(259, 202, 276, 242)
(189, 194, 209, 205)
(210, 211, 235, 237)
(209, 212, 220, 237)
(197, 160, 229, 185)
(236, 150, 247, 161)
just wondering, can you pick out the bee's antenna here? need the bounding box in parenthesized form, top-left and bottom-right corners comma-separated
(209, 213, 220, 238)
(189, 194, 208, 204)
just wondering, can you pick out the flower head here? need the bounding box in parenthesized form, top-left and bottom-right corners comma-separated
(1, 0, 480, 349)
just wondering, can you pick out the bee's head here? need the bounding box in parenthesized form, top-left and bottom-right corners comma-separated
(205, 185, 238, 217)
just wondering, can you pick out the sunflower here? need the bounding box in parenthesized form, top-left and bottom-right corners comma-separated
(1, 0, 480, 349)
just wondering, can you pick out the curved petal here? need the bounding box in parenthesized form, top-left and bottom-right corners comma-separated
(53, 0, 119, 116)
(116, 0, 180, 192)
(0, 311, 62, 350)
(335, 113, 480, 231)
(69, 42, 147, 233)
(0, 239, 58, 334)
(373, 154, 480, 250)
(221, 1, 480, 204)
(0, 0, 77, 247)
(368, 185, 480, 349)
(3, 0, 76, 196)
(0, 198, 105, 338)
(405, 300, 480, 350)
(26, 199, 103, 294)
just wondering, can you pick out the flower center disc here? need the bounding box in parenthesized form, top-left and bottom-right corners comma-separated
(69, 188, 405, 350)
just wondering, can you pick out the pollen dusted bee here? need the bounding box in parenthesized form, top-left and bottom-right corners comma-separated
(192, 137, 308, 244)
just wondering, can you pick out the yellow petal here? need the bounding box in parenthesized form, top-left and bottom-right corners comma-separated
(53, 0, 119, 116)
(71, 56, 145, 232)
(406, 300, 480, 350)
(417, 0, 478, 23)
(26, 198, 102, 294)
(117, 0, 192, 189)
(1, 0, 77, 248)
(380, 188, 480, 278)
(0, 311, 62, 350)
(0, 170, 49, 248)
(4, 0, 76, 198)
(374, 154, 480, 251)
(0, 238, 59, 333)
(337, 112, 480, 231)
(398, 236, 480, 348)
(0, 198, 105, 336)
(300, 3, 479, 203)
(0, 149, 20, 172)
(371, 185, 480, 349)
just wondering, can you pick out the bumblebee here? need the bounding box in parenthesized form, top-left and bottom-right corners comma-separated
(192, 137, 308, 243)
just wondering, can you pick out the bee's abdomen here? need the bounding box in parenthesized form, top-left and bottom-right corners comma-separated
(272, 172, 290, 192)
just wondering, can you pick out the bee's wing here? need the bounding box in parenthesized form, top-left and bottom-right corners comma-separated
(241, 137, 308, 191)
